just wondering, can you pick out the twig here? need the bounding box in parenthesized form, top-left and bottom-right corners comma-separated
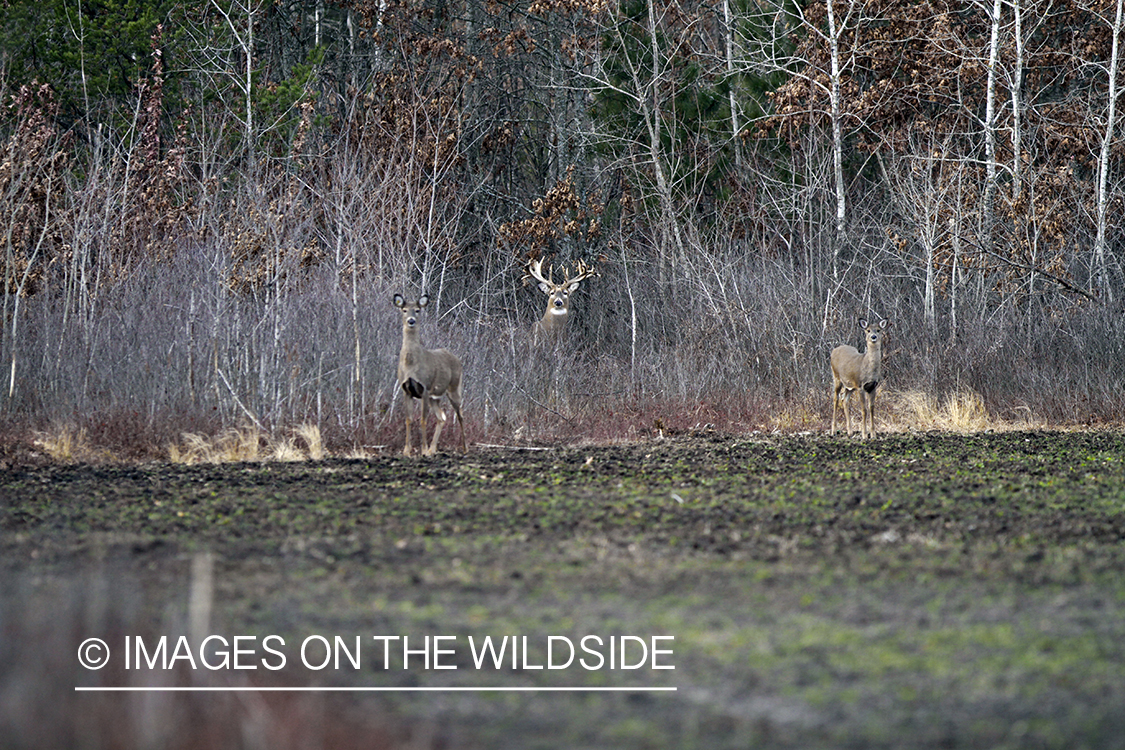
(506, 380, 574, 424)
(961, 238, 1097, 301)
(216, 367, 265, 431)
(475, 444, 554, 451)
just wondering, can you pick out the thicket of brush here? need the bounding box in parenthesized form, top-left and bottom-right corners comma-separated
(9, 200, 1123, 462)
(3, 2, 1125, 461)
(4, 138, 1124, 459)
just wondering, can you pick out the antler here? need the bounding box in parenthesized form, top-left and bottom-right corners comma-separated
(566, 258, 598, 286)
(526, 257, 554, 287)
(526, 257, 597, 289)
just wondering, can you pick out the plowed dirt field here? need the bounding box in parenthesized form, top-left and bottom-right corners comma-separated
(3, 430, 1124, 749)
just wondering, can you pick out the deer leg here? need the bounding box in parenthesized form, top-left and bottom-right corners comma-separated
(427, 397, 446, 456)
(831, 381, 840, 435)
(419, 394, 431, 457)
(402, 394, 415, 456)
(449, 388, 467, 454)
(867, 385, 878, 439)
(842, 388, 853, 436)
(860, 388, 873, 439)
(857, 390, 866, 439)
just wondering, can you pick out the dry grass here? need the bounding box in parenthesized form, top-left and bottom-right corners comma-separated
(168, 426, 264, 464)
(33, 424, 93, 462)
(812, 385, 1052, 436)
(166, 423, 328, 464)
(166, 423, 330, 464)
(22, 392, 1069, 469)
(269, 435, 306, 462)
(769, 395, 824, 433)
(295, 423, 325, 460)
(882, 387, 1031, 433)
(32, 419, 381, 466)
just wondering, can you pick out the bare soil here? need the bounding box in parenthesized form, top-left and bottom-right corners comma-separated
(2, 430, 1125, 749)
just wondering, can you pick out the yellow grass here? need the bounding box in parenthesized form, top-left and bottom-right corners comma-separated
(879, 386, 1043, 433)
(295, 423, 325, 460)
(168, 423, 330, 464)
(34, 424, 90, 462)
(896, 388, 989, 432)
(768, 396, 823, 433)
(168, 426, 263, 464)
(269, 436, 306, 462)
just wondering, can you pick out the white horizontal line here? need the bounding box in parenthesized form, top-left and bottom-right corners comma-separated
(76, 686, 677, 693)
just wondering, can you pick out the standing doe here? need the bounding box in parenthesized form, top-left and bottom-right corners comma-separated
(393, 294, 467, 456)
(525, 257, 597, 342)
(830, 318, 889, 439)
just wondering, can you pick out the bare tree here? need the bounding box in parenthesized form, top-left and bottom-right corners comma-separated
(208, 0, 261, 172)
(1095, 0, 1125, 298)
(979, 0, 1004, 246)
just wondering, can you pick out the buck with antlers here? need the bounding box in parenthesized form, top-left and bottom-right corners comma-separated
(526, 257, 597, 342)
(393, 293, 467, 456)
(830, 317, 889, 439)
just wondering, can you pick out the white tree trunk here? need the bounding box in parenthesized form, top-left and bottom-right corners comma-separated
(724, 0, 742, 167)
(982, 0, 1003, 242)
(1096, 0, 1124, 298)
(1009, 0, 1024, 200)
(643, 1, 685, 269)
(826, 0, 847, 264)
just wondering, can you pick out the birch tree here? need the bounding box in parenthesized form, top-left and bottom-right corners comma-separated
(1095, 0, 1124, 298)
(211, 0, 260, 172)
(825, 0, 850, 256)
(745, 0, 861, 282)
(979, 0, 1003, 246)
(582, 1, 695, 272)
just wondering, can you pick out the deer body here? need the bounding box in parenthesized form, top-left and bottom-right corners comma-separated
(527, 258, 596, 343)
(535, 299, 572, 340)
(394, 294, 467, 456)
(831, 318, 888, 439)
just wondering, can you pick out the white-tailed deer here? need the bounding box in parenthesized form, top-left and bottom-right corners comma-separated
(393, 294, 467, 456)
(526, 257, 597, 342)
(831, 318, 889, 439)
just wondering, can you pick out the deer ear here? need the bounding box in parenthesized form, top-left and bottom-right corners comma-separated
(858, 318, 869, 328)
(879, 319, 889, 329)
(538, 281, 552, 294)
(393, 294, 405, 308)
(566, 281, 581, 293)
(418, 294, 430, 307)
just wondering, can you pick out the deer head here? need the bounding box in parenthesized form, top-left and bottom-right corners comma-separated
(525, 257, 597, 341)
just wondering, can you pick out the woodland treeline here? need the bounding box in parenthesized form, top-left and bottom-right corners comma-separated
(1, 0, 1124, 449)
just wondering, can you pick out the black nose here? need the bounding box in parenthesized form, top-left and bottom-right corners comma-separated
(554, 299, 563, 307)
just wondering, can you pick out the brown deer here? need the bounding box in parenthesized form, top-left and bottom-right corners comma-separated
(393, 294, 467, 456)
(525, 257, 597, 342)
(830, 318, 889, 439)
